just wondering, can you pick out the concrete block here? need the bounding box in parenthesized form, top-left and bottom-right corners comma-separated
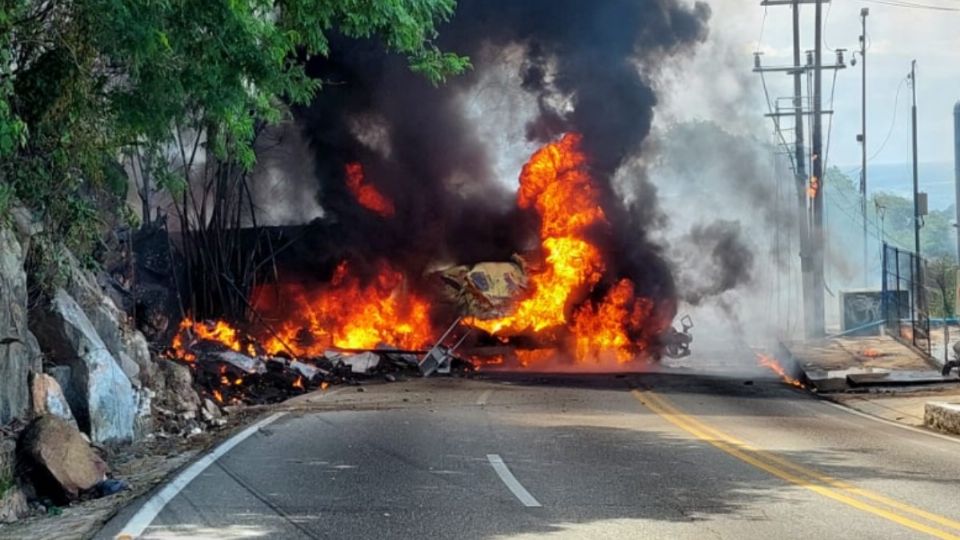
(923, 402, 960, 435)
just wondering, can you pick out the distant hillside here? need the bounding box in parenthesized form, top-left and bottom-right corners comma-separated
(835, 162, 956, 211)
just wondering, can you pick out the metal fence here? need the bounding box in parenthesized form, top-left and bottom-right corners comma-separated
(882, 243, 931, 356)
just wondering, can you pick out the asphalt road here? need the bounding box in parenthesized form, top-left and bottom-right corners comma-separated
(98, 351, 960, 540)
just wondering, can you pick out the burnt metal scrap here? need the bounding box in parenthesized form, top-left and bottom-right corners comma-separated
(660, 315, 694, 359)
(172, 330, 475, 406)
(419, 317, 470, 377)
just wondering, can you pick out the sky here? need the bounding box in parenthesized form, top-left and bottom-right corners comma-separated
(655, 0, 960, 171)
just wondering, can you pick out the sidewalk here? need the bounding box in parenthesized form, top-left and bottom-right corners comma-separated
(830, 389, 956, 427)
(782, 334, 953, 392)
(783, 333, 960, 437)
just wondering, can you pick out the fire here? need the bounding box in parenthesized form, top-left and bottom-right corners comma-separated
(515, 349, 556, 368)
(860, 347, 882, 358)
(756, 353, 805, 388)
(292, 376, 304, 390)
(171, 318, 246, 362)
(572, 280, 652, 363)
(807, 176, 820, 199)
(252, 260, 434, 357)
(467, 135, 604, 336)
(345, 162, 395, 217)
(465, 133, 656, 363)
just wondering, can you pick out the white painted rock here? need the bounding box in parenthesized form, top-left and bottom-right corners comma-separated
(33, 289, 136, 443)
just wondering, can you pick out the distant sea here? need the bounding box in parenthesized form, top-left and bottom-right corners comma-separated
(836, 161, 957, 211)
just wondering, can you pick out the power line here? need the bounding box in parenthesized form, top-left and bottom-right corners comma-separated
(868, 76, 907, 161)
(823, 66, 840, 173)
(858, 0, 960, 12)
(759, 70, 798, 173)
(823, 0, 836, 51)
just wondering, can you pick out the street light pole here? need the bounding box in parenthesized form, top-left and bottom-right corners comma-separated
(911, 60, 920, 264)
(859, 8, 869, 286)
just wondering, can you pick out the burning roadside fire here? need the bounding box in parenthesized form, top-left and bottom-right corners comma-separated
(807, 176, 820, 199)
(756, 353, 805, 389)
(465, 133, 664, 363)
(171, 318, 256, 362)
(169, 133, 682, 391)
(345, 162, 395, 217)
(251, 260, 434, 357)
(860, 348, 882, 358)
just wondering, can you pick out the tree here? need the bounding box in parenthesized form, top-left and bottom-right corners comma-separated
(0, 0, 469, 282)
(824, 167, 954, 261)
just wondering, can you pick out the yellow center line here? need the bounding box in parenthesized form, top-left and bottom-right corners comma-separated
(632, 389, 960, 540)
(640, 389, 960, 531)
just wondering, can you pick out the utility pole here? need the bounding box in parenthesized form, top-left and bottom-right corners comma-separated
(755, 0, 840, 338)
(908, 60, 926, 332)
(792, 0, 817, 340)
(910, 60, 921, 270)
(858, 8, 869, 286)
(810, 0, 826, 337)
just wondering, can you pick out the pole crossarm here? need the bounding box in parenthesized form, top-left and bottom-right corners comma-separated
(765, 110, 834, 118)
(761, 0, 829, 4)
(754, 65, 846, 74)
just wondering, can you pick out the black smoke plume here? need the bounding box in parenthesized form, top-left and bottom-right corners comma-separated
(276, 0, 710, 304)
(673, 220, 756, 305)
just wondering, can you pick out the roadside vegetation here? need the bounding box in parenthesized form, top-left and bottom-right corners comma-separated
(0, 0, 469, 289)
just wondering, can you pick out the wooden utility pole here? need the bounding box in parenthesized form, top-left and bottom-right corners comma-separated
(755, 0, 842, 338)
(810, 0, 826, 337)
(757, 0, 813, 338)
(792, 0, 817, 339)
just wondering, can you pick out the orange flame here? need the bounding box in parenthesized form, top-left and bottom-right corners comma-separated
(292, 376, 304, 390)
(807, 176, 820, 199)
(171, 318, 246, 362)
(572, 280, 652, 363)
(212, 389, 224, 403)
(860, 348, 882, 358)
(252, 260, 434, 357)
(468, 134, 604, 336)
(345, 162, 395, 217)
(465, 133, 658, 363)
(756, 353, 805, 388)
(515, 349, 556, 368)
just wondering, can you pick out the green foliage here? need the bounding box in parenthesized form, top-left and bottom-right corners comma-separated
(826, 167, 955, 260)
(926, 257, 957, 318)
(0, 181, 12, 221)
(0, 0, 468, 275)
(0, 471, 11, 499)
(84, 0, 469, 165)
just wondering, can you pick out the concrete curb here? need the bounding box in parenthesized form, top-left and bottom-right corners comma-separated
(924, 401, 960, 435)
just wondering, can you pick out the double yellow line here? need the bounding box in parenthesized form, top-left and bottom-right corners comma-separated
(633, 388, 960, 539)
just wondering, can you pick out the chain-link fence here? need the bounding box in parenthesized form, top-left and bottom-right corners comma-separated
(882, 243, 931, 356)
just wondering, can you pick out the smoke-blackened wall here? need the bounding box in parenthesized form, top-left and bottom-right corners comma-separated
(283, 0, 711, 302)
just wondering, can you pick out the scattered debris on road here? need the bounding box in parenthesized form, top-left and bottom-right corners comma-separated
(169, 319, 475, 406)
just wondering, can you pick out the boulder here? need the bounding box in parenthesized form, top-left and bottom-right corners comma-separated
(156, 359, 201, 416)
(133, 388, 154, 439)
(16, 416, 108, 503)
(0, 486, 28, 523)
(31, 373, 78, 429)
(64, 252, 153, 389)
(31, 289, 136, 443)
(124, 330, 156, 387)
(0, 226, 42, 424)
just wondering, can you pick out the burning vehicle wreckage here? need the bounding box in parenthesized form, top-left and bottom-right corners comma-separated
(167, 134, 694, 405)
